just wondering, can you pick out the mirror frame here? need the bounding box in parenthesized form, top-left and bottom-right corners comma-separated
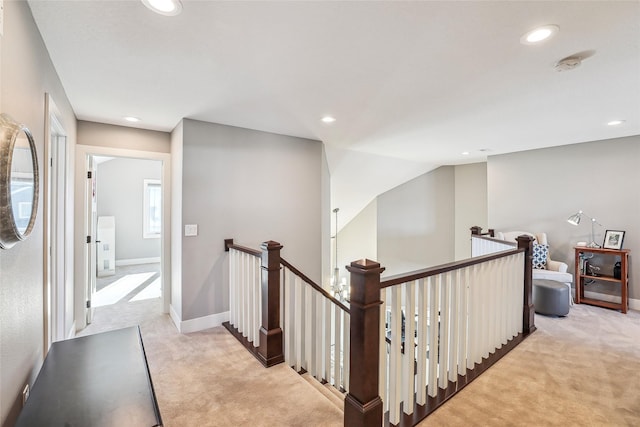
(0, 113, 39, 249)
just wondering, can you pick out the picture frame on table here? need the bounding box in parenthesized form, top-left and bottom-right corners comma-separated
(603, 230, 625, 250)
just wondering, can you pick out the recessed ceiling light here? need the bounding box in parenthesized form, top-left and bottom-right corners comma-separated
(142, 0, 182, 16)
(520, 25, 559, 45)
(607, 120, 625, 126)
(321, 116, 336, 124)
(124, 116, 141, 122)
(461, 151, 470, 156)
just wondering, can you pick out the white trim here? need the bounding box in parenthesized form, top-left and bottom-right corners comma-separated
(115, 257, 161, 267)
(583, 290, 640, 311)
(143, 179, 161, 239)
(170, 309, 230, 334)
(75, 144, 171, 331)
(169, 304, 182, 332)
(66, 321, 76, 340)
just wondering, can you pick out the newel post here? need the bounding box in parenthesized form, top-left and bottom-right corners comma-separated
(470, 225, 483, 236)
(258, 240, 284, 367)
(517, 235, 536, 334)
(345, 259, 385, 427)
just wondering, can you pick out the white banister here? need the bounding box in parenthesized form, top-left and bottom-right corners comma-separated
(380, 250, 525, 422)
(281, 265, 350, 395)
(227, 248, 262, 348)
(471, 235, 516, 257)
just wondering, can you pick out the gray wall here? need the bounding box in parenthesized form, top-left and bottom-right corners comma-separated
(176, 119, 324, 321)
(338, 164, 482, 278)
(97, 158, 161, 261)
(336, 198, 377, 283)
(320, 145, 332, 289)
(454, 163, 488, 260)
(78, 121, 170, 153)
(488, 136, 640, 300)
(0, 2, 77, 426)
(377, 166, 455, 276)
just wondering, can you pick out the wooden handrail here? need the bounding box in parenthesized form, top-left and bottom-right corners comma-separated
(224, 238, 261, 257)
(380, 248, 524, 288)
(280, 258, 350, 313)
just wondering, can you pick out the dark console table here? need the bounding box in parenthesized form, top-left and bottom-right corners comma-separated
(15, 326, 162, 426)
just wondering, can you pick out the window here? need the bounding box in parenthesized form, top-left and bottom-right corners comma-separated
(143, 179, 161, 238)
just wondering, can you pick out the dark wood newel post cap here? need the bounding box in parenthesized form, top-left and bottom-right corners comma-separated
(261, 240, 283, 250)
(470, 226, 482, 235)
(224, 238, 234, 251)
(516, 235, 534, 246)
(346, 259, 385, 274)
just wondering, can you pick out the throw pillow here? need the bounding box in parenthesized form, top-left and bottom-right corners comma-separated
(532, 243, 548, 269)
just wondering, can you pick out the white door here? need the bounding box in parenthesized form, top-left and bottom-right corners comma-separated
(86, 156, 98, 324)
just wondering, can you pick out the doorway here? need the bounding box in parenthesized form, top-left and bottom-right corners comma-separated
(75, 145, 170, 334)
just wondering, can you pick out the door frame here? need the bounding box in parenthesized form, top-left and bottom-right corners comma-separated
(74, 145, 171, 331)
(44, 93, 70, 352)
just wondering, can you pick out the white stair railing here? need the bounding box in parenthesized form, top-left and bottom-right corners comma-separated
(379, 250, 525, 425)
(281, 259, 350, 394)
(471, 234, 516, 257)
(228, 247, 262, 348)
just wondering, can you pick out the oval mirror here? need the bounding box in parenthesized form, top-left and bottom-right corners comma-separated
(0, 113, 39, 249)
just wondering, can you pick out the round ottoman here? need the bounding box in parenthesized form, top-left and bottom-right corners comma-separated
(533, 279, 570, 317)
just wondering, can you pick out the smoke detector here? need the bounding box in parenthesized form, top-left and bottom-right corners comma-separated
(555, 56, 582, 72)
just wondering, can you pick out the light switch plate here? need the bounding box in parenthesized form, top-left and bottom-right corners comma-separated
(184, 224, 198, 237)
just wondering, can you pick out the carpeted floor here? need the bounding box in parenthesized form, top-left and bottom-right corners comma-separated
(77, 298, 343, 427)
(420, 305, 640, 426)
(78, 299, 640, 426)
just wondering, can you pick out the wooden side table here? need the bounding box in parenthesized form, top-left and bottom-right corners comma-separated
(574, 247, 630, 313)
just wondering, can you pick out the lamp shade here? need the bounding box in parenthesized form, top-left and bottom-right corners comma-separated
(567, 211, 582, 226)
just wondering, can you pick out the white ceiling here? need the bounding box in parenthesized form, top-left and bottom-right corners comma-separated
(28, 1, 640, 229)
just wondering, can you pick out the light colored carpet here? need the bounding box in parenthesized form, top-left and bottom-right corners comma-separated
(77, 298, 342, 427)
(420, 305, 640, 426)
(78, 299, 640, 426)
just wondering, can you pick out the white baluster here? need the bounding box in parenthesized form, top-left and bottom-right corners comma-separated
(416, 279, 428, 405)
(427, 276, 438, 398)
(256, 257, 262, 348)
(294, 275, 303, 372)
(458, 267, 469, 376)
(314, 292, 323, 381)
(379, 288, 389, 412)
(229, 249, 235, 326)
(324, 298, 331, 382)
(403, 280, 416, 415)
(343, 311, 350, 392)
(438, 273, 449, 390)
(333, 305, 342, 388)
(388, 285, 402, 425)
(448, 272, 457, 383)
(304, 286, 312, 372)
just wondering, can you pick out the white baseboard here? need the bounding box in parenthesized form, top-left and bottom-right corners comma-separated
(583, 290, 640, 311)
(66, 321, 76, 339)
(115, 257, 161, 266)
(169, 306, 230, 334)
(169, 304, 182, 332)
